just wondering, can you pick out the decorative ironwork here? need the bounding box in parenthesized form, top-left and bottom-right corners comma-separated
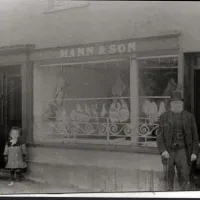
(33, 116, 159, 148)
(67, 122, 107, 135)
(34, 117, 160, 144)
(137, 123, 159, 137)
(108, 123, 132, 136)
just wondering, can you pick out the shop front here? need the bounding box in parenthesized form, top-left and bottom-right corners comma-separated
(30, 32, 181, 150)
(27, 32, 182, 190)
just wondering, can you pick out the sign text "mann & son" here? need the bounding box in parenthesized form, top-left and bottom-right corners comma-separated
(60, 42, 136, 58)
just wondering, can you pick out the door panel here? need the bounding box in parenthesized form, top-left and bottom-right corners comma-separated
(0, 67, 22, 168)
(6, 74, 22, 131)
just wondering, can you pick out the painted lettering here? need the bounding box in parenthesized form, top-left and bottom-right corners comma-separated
(69, 49, 75, 57)
(85, 46, 94, 56)
(77, 48, 85, 57)
(117, 44, 126, 53)
(60, 49, 68, 58)
(128, 42, 136, 52)
(60, 40, 137, 58)
(98, 45, 106, 55)
(108, 44, 116, 54)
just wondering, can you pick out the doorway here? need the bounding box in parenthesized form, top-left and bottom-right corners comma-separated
(0, 66, 22, 168)
(194, 70, 200, 138)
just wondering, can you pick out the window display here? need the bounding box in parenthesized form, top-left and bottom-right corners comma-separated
(33, 60, 132, 143)
(33, 55, 178, 147)
(137, 56, 178, 147)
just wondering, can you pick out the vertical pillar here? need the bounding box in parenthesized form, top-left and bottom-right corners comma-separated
(130, 58, 139, 143)
(21, 60, 33, 144)
(27, 62, 33, 143)
(178, 34, 184, 99)
(21, 63, 27, 143)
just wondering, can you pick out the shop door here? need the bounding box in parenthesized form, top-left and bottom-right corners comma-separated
(0, 66, 21, 168)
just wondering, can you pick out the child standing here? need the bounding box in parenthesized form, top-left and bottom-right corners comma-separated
(4, 127, 27, 186)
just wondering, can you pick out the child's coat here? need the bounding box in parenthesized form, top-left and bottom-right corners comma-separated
(4, 143, 27, 169)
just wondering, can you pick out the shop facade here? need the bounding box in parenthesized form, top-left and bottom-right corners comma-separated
(24, 32, 182, 190)
(0, 0, 200, 191)
(0, 32, 182, 190)
(30, 32, 181, 149)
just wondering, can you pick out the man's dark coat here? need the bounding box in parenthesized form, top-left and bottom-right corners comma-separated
(157, 110, 199, 165)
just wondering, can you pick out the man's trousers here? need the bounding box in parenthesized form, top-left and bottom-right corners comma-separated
(162, 148, 190, 191)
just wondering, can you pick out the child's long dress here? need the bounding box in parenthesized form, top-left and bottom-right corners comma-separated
(4, 144, 27, 169)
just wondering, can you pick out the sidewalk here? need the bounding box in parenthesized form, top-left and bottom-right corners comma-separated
(0, 179, 79, 194)
(0, 177, 197, 194)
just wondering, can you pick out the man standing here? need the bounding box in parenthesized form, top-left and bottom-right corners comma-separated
(157, 91, 199, 191)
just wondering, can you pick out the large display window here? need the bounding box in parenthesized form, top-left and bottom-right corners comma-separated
(137, 56, 178, 147)
(33, 59, 133, 144)
(33, 55, 178, 147)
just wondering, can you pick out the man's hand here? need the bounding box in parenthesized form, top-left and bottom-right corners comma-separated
(162, 151, 170, 159)
(191, 154, 197, 162)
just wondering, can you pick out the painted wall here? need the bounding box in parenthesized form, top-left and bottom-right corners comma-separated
(0, 1, 200, 52)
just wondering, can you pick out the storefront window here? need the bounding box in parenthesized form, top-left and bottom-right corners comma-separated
(33, 56, 178, 147)
(33, 60, 132, 144)
(137, 56, 178, 147)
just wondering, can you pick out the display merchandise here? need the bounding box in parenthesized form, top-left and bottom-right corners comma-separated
(112, 74, 126, 97)
(138, 66, 178, 145)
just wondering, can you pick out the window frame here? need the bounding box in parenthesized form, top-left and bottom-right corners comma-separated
(32, 55, 180, 151)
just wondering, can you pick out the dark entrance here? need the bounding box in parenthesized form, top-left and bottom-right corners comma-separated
(0, 66, 22, 168)
(194, 70, 200, 138)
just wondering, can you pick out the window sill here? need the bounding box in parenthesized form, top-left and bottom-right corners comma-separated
(27, 141, 159, 154)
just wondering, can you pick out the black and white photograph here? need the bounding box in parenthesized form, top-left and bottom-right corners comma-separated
(0, 0, 199, 195)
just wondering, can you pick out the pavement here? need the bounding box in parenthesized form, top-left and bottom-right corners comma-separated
(0, 178, 197, 194)
(0, 179, 79, 194)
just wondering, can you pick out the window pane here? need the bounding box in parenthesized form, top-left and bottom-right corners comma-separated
(137, 56, 178, 147)
(33, 56, 178, 147)
(33, 60, 132, 144)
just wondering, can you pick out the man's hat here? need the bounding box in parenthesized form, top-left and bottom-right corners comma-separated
(170, 91, 183, 101)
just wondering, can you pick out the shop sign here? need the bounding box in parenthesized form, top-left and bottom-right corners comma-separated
(60, 41, 136, 58)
